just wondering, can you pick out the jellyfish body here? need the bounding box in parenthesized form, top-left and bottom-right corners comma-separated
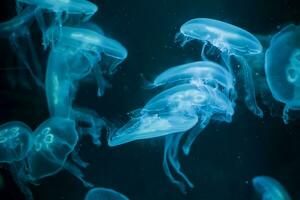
(45, 26, 127, 145)
(85, 187, 129, 200)
(0, 121, 33, 163)
(265, 24, 300, 123)
(252, 176, 291, 200)
(0, 6, 44, 88)
(177, 18, 263, 117)
(109, 61, 235, 192)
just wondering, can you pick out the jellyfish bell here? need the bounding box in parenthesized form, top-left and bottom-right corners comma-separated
(265, 24, 300, 123)
(177, 18, 263, 117)
(252, 176, 291, 200)
(85, 187, 129, 200)
(0, 121, 33, 163)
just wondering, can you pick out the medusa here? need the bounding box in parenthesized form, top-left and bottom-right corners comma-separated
(109, 61, 235, 192)
(252, 176, 291, 200)
(176, 18, 263, 117)
(16, 0, 98, 46)
(0, 121, 32, 163)
(85, 187, 129, 200)
(45, 26, 127, 145)
(265, 24, 300, 123)
(0, 6, 44, 88)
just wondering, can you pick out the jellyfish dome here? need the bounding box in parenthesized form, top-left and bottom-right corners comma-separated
(252, 176, 291, 200)
(0, 121, 33, 163)
(85, 187, 129, 200)
(265, 24, 300, 123)
(177, 18, 263, 117)
(26, 117, 78, 181)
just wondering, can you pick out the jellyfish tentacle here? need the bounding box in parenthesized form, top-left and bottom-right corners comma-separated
(93, 63, 110, 97)
(64, 161, 94, 188)
(283, 105, 290, 124)
(71, 151, 89, 168)
(200, 41, 209, 61)
(182, 113, 211, 156)
(34, 9, 48, 48)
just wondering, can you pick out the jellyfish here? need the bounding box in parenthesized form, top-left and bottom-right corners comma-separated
(265, 24, 300, 123)
(0, 6, 44, 88)
(109, 61, 235, 192)
(16, 0, 98, 47)
(176, 18, 263, 117)
(0, 121, 33, 163)
(252, 176, 291, 200)
(25, 117, 92, 187)
(44, 26, 127, 145)
(85, 187, 129, 200)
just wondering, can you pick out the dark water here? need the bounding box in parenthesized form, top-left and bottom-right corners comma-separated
(0, 0, 300, 199)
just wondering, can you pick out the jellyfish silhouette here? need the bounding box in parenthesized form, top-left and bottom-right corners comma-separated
(44, 26, 127, 145)
(0, 121, 33, 163)
(252, 176, 291, 200)
(176, 18, 263, 117)
(85, 187, 129, 200)
(16, 0, 98, 47)
(0, 6, 44, 88)
(265, 24, 300, 123)
(109, 61, 235, 192)
(25, 117, 92, 187)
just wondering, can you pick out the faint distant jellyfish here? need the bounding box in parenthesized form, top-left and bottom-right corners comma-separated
(16, 0, 98, 47)
(85, 187, 129, 200)
(265, 24, 300, 123)
(176, 18, 263, 117)
(26, 117, 92, 187)
(0, 7, 44, 88)
(252, 176, 291, 200)
(0, 121, 33, 163)
(45, 26, 127, 145)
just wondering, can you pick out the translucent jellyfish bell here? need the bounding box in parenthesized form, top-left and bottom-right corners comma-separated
(252, 176, 291, 200)
(85, 187, 129, 200)
(0, 7, 44, 88)
(265, 24, 300, 123)
(0, 121, 33, 163)
(177, 18, 263, 117)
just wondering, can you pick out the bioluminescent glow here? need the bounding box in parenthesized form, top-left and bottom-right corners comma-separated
(252, 176, 291, 200)
(176, 18, 263, 117)
(265, 24, 300, 123)
(85, 187, 129, 200)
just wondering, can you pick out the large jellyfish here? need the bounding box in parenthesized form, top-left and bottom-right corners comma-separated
(265, 24, 300, 123)
(85, 187, 129, 200)
(252, 176, 291, 200)
(16, 0, 98, 46)
(25, 117, 92, 187)
(109, 61, 235, 192)
(176, 18, 263, 117)
(44, 26, 127, 145)
(0, 121, 32, 163)
(0, 6, 44, 88)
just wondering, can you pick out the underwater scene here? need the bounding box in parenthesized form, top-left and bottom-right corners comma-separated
(0, 0, 300, 199)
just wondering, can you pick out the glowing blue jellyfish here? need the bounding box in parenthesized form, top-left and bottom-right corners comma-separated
(265, 24, 300, 123)
(85, 187, 129, 200)
(0, 121, 32, 163)
(176, 18, 263, 117)
(252, 176, 291, 200)
(0, 7, 44, 88)
(109, 61, 235, 192)
(26, 117, 92, 187)
(45, 26, 127, 145)
(16, 0, 98, 46)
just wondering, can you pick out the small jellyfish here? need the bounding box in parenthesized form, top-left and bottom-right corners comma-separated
(252, 176, 291, 200)
(26, 117, 92, 187)
(0, 6, 44, 88)
(176, 18, 263, 117)
(0, 121, 33, 163)
(16, 0, 98, 46)
(265, 24, 300, 123)
(45, 26, 127, 144)
(85, 187, 129, 200)
(109, 61, 235, 192)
